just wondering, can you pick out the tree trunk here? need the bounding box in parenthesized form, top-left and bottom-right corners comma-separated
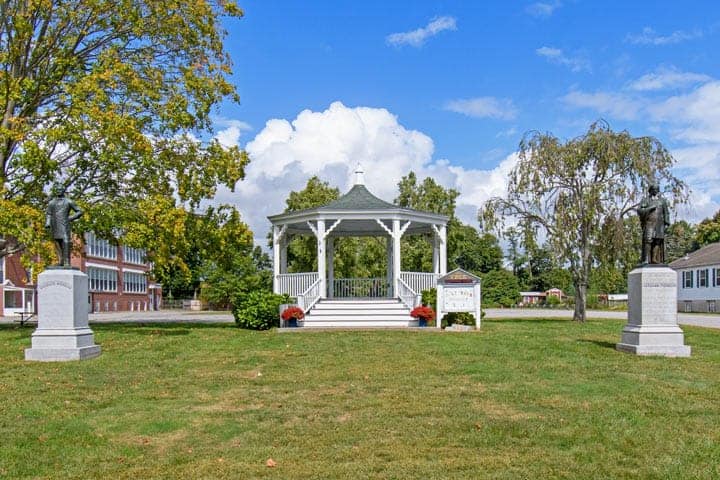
(573, 282, 587, 322)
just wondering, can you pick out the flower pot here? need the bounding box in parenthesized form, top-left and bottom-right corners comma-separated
(418, 318, 427, 327)
(288, 318, 299, 328)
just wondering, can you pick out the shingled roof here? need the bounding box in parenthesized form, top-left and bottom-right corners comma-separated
(669, 242, 720, 269)
(321, 184, 396, 210)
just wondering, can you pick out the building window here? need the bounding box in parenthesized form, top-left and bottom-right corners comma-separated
(684, 301, 692, 313)
(683, 271, 693, 288)
(698, 269, 709, 288)
(709, 301, 717, 313)
(123, 271, 147, 293)
(85, 232, 117, 260)
(88, 267, 118, 292)
(122, 246, 146, 265)
(714, 268, 719, 287)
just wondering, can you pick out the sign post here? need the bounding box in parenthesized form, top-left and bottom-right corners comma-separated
(436, 268, 482, 329)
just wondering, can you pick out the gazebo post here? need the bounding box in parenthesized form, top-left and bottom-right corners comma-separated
(316, 219, 327, 298)
(432, 234, 440, 275)
(386, 236, 393, 297)
(272, 225, 281, 293)
(327, 236, 335, 298)
(439, 224, 447, 275)
(392, 219, 401, 298)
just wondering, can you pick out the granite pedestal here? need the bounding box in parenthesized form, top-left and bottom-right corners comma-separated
(616, 266, 690, 357)
(25, 269, 101, 361)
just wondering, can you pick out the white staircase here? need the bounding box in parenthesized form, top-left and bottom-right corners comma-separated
(300, 298, 419, 328)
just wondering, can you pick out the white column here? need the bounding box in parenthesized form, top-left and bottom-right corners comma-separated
(272, 225, 281, 293)
(386, 236, 393, 297)
(328, 237, 335, 299)
(280, 235, 288, 274)
(392, 219, 401, 297)
(439, 224, 447, 275)
(317, 220, 327, 298)
(432, 233, 440, 275)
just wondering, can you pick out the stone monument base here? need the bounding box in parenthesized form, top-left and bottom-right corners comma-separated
(25, 269, 101, 362)
(616, 266, 690, 357)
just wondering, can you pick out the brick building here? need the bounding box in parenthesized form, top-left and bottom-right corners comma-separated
(0, 233, 162, 316)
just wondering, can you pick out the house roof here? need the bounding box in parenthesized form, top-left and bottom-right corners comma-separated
(669, 242, 720, 269)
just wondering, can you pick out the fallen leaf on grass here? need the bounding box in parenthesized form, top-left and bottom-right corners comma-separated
(266, 458, 277, 468)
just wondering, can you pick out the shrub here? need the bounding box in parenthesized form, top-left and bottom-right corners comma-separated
(421, 288, 437, 308)
(233, 290, 290, 330)
(441, 312, 477, 328)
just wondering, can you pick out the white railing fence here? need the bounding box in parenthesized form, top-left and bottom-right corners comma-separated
(397, 278, 422, 310)
(277, 273, 320, 297)
(332, 278, 389, 298)
(400, 272, 439, 294)
(297, 278, 322, 313)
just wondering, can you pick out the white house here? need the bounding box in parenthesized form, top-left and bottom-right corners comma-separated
(669, 242, 720, 313)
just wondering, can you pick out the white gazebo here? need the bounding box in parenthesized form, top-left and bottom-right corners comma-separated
(268, 166, 449, 327)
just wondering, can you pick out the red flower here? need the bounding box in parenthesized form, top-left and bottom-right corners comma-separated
(281, 306, 305, 321)
(410, 306, 436, 320)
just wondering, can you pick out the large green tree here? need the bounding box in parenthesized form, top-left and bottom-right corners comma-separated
(0, 0, 248, 270)
(482, 122, 687, 322)
(695, 210, 720, 248)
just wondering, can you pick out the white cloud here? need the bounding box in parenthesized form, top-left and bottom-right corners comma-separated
(628, 67, 711, 91)
(525, 1, 562, 18)
(561, 90, 643, 120)
(626, 27, 703, 45)
(215, 102, 517, 243)
(444, 97, 518, 120)
(647, 81, 720, 143)
(386, 16, 457, 48)
(536, 46, 590, 72)
(214, 119, 252, 148)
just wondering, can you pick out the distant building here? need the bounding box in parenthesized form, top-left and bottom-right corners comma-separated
(0, 233, 162, 316)
(519, 288, 566, 306)
(669, 242, 720, 313)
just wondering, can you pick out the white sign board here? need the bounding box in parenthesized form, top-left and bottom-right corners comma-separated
(443, 286, 475, 312)
(436, 268, 482, 329)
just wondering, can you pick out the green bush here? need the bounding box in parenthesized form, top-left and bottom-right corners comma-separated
(421, 288, 437, 307)
(441, 312, 477, 328)
(233, 290, 290, 330)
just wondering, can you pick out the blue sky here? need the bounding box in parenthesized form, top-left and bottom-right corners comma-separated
(211, 1, 720, 241)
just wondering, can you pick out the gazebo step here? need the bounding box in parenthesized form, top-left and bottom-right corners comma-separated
(301, 320, 420, 328)
(299, 297, 421, 328)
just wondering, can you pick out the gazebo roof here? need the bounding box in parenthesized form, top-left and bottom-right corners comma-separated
(268, 166, 448, 237)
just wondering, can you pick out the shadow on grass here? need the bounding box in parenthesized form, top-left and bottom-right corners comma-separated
(93, 323, 236, 335)
(576, 338, 617, 350)
(485, 318, 572, 324)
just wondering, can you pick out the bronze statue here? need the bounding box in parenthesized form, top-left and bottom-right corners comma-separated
(46, 184, 83, 267)
(637, 181, 670, 265)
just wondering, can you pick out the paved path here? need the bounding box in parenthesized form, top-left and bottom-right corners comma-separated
(3, 308, 719, 329)
(484, 308, 720, 329)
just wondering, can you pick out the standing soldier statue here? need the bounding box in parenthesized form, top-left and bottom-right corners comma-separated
(637, 181, 670, 265)
(46, 184, 83, 267)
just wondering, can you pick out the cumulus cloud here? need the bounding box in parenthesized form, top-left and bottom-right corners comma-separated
(444, 97, 518, 120)
(536, 46, 590, 72)
(628, 67, 711, 91)
(214, 102, 517, 242)
(214, 119, 252, 148)
(525, 1, 562, 18)
(386, 16, 457, 47)
(626, 27, 703, 45)
(646, 81, 720, 144)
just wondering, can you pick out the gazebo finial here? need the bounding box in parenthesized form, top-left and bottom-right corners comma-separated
(354, 163, 365, 185)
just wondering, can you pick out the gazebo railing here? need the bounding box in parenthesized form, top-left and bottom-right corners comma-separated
(400, 272, 439, 294)
(277, 273, 320, 297)
(297, 278, 322, 313)
(398, 278, 421, 310)
(332, 278, 389, 298)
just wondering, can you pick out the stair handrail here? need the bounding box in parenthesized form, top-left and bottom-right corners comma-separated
(397, 277, 422, 310)
(297, 278, 322, 313)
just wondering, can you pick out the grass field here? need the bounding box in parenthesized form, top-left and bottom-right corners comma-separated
(1, 318, 719, 479)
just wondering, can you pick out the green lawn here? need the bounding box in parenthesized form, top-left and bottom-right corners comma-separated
(1, 319, 718, 479)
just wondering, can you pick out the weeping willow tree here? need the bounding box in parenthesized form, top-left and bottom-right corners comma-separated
(481, 121, 687, 322)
